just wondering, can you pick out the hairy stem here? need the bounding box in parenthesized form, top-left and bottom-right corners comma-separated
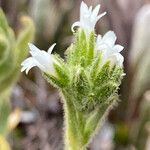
(62, 90, 87, 150)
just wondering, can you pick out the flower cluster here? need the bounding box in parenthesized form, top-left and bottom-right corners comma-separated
(21, 43, 56, 74)
(21, 1, 124, 74)
(71, 1, 106, 35)
(21, 2, 125, 149)
(95, 31, 124, 66)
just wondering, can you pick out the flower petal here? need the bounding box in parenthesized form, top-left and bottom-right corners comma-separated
(113, 44, 124, 53)
(21, 57, 37, 74)
(97, 12, 106, 21)
(72, 1, 106, 35)
(89, 6, 93, 12)
(81, 1, 88, 13)
(110, 53, 124, 66)
(48, 43, 56, 54)
(80, 1, 88, 18)
(21, 43, 56, 74)
(92, 4, 100, 18)
(28, 43, 41, 56)
(103, 31, 117, 47)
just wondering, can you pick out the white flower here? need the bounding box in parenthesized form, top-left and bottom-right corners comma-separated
(71, 1, 106, 35)
(96, 31, 124, 66)
(21, 43, 56, 74)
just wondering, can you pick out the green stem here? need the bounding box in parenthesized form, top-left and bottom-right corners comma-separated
(0, 90, 11, 136)
(62, 89, 117, 150)
(62, 90, 86, 150)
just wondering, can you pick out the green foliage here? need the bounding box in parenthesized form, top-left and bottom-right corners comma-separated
(44, 29, 124, 150)
(0, 90, 11, 136)
(0, 11, 34, 93)
(0, 8, 34, 148)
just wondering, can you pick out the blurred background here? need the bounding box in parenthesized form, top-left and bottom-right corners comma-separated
(0, 0, 150, 149)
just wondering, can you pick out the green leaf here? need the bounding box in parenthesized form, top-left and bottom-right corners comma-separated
(0, 91, 10, 136)
(43, 73, 64, 88)
(0, 15, 34, 92)
(15, 16, 35, 64)
(0, 9, 9, 34)
(94, 61, 111, 85)
(66, 29, 88, 67)
(53, 63, 69, 87)
(0, 31, 15, 83)
(90, 53, 102, 80)
(110, 65, 123, 83)
(86, 31, 95, 66)
(95, 82, 118, 103)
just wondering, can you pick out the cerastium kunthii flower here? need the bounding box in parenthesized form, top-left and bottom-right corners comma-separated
(21, 1, 125, 150)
